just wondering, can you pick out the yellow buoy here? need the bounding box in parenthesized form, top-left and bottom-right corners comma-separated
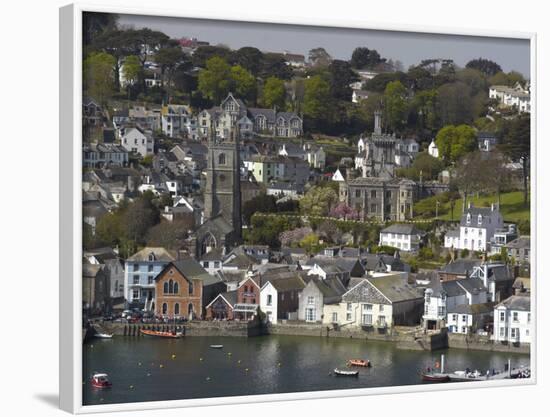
(159, 364, 164, 368)
(199, 357, 204, 361)
(245, 368, 249, 372)
(171, 354, 176, 359)
(129, 385, 134, 389)
(237, 360, 241, 364)
(228, 352, 232, 356)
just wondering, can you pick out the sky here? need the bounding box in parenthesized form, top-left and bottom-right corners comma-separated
(118, 13, 530, 77)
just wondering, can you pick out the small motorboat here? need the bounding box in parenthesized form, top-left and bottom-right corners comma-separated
(421, 371, 450, 383)
(140, 329, 184, 339)
(94, 333, 113, 339)
(210, 345, 224, 349)
(91, 373, 112, 388)
(334, 368, 359, 377)
(347, 359, 371, 368)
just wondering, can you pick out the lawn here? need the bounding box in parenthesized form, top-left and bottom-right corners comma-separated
(435, 191, 530, 223)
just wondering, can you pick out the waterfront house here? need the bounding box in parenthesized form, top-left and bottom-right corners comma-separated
(82, 143, 129, 168)
(124, 247, 176, 311)
(323, 273, 423, 330)
(260, 273, 306, 323)
(505, 236, 531, 264)
(84, 247, 125, 312)
(82, 263, 109, 317)
(446, 302, 495, 334)
(298, 277, 347, 323)
(206, 277, 261, 320)
(493, 295, 531, 344)
(469, 262, 515, 302)
(379, 224, 425, 252)
(422, 277, 488, 330)
(154, 258, 223, 320)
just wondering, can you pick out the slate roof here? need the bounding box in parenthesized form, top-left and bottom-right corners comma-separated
(310, 277, 347, 304)
(512, 277, 530, 291)
(381, 223, 424, 236)
(506, 236, 530, 250)
(83, 264, 102, 278)
(248, 108, 276, 122)
(200, 248, 224, 261)
(207, 291, 238, 309)
(448, 302, 496, 315)
(367, 274, 423, 303)
(495, 295, 531, 312)
(459, 206, 499, 228)
(127, 247, 176, 262)
(268, 275, 306, 292)
(171, 258, 215, 284)
(440, 259, 481, 275)
(456, 278, 486, 295)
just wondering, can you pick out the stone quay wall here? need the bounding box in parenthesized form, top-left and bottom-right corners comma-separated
(447, 333, 530, 354)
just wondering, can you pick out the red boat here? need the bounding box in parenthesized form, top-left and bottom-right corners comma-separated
(91, 373, 112, 388)
(421, 372, 450, 383)
(140, 329, 183, 338)
(347, 359, 371, 367)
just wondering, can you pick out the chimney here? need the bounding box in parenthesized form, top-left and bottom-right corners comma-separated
(468, 202, 473, 209)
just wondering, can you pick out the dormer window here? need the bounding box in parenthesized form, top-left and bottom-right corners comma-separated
(466, 213, 471, 224)
(478, 214, 483, 225)
(148, 253, 155, 262)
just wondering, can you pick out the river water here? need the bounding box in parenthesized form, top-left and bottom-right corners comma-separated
(83, 335, 530, 405)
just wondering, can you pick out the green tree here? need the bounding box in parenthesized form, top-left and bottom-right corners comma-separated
(242, 193, 277, 225)
(489, 71, 526, 87)
(155, 47, 185, 89)
(122, 55, 141, 86)
(435, 124, 477, 162)
(192, 45, 232, 68)
(299, 186, 338, 217)
(299, 233, 323, 255)
(232, 47, 264, 75)
(350, 47, 386, 69)
(436, 82, 474, 126)
(383, 80, 408, 132)
(328, 60, 359, 101)
(396, 152, 444, 181)
(261, 77, 286, 109)
(500, 113, 530, 206)
(198, 56, 232, 103)
(466, 58, 502, 77)
(83, 52, 117, 104)
(230, 65, 257, 103)
(308, 47, 332, 67)
(303, 75, 332, 130)
(365, 72, 409, 93)
(261, 53, 293, 80)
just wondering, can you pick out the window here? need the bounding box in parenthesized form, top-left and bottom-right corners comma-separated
(355, 190, 361, 198)
(188, 282, 192, 295)
(162, 303, 167, 315)
(132, 289, 139, 300)
(267, 294, 272, 306)
(466, 213, 471, 224)
(370, 204, 377, 213)
(462, 315, 467, 322)
(174, 282, 179, 294)
(438, 306, 445, 316)
(379, 305, 384, 312)
(133, 264, 139, 272)
(148, 265, 153, 272)
(511, 328, 518, 339)
(513, 312, 519, 322)
(362, 313, 373, 325)
(461, 326, 467, 333)
(306, 308, 315, 322)
(478, 214, 483, 225)
(528, 313, 531, 323)
(500, 311, 505, 322)
(379, 316, 386, 326)
(174, 303, 180, 315)
(163, 282, 169, 294)
(214, 261, 220, 268)
(346, 313, 352, 321)
(218, 153, 226, 165)
(499, 327, 505, 337)
(332, 312, 338, 322)
(168, 279, 174, 294)
(147, 276, 153, 285)
(371, 190, 376, 198)
(202, 261, 209, 268)
(133, 275, 140, 285)
(363, 304, 373, 311)
(347, 303, 352, 311)
(307, 296, 314, 305)
(452, 314, 458, 321)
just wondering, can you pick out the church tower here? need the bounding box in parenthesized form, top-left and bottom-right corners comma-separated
(203, 121, 242, 237)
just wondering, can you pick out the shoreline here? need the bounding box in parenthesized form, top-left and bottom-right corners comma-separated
(86, 321, 530, 354)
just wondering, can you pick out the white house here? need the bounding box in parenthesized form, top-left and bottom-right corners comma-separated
(121, 126, 154, 157)
(379, 224, 424, 252)
(161, 104, 198, 139)
(446, 302, 495, 334)
(493, 295, 531, 344)
(260, 281, 279, 324)
(489, 84, 531, 113)
(352, 89, 370, 103)
(444, 203, 504, 252)
(428, 139, 439, 158)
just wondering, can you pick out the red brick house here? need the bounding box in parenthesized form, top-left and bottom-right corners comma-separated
(154, 258, 213, 319)
(206, 277, 260, 320)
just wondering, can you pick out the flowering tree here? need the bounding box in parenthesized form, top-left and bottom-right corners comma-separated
(279, 227, 313, 247)
(329, 203, 360, 220)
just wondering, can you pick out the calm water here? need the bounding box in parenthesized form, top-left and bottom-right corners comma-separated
(83, 335, 530, 405)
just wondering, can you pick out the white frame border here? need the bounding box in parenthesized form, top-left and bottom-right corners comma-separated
(59, 2, 537, 414)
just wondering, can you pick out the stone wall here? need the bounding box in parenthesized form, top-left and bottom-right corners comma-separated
(447, 333, 530, 354)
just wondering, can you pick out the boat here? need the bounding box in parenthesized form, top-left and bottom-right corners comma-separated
(94, 333, 113, 339)
(421, 354, 450, 383)
(347, 359, 371, 367)
(90, 373, 112, 388)
(334, 368, 359, 377)
(140, 329, 184, 339)
(210, 345, 224, 349)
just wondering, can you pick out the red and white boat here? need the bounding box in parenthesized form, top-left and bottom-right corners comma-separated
(90, 373, 112, 388)
(347, 359, 371, 368)
(140, 329, 184, 339)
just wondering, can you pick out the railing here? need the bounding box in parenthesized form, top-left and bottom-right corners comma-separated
(234, 304, 258, 312)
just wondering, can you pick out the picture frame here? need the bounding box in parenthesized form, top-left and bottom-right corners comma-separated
(60, 3, 537, 413)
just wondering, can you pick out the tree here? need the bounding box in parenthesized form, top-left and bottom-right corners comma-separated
(435, 124, 477, 162)
(456, 68, 489, 96)
(329, 203, 360, 220)
(146, 220, 189, 249)
(299, 186, 338, 217)
(350, 47, 386, 69)
(303, 75, 332, 130)
(500, 113, 530, 206)
(383, 80, 408, 132)
(308, 47, 332, 67)
(191, 45, 231, 68)
(197, 56, 232, 103)
(232, 47, 263, 75)
(279, 227, 313, 247)
(466, 58, 502, 77)
(299, 233, 323, 255)
(328, 60, 359, 101)
(489, 71, 526, 87)
(261, 77, 286, 109)
(124, 192, 160, 243)
(365, 72, 408, 93)
(436, 82, 474, 126)
(407, 66, 434, 91)
(229, 65, 257, 103)
(396, 152, 444, 181)
(83, 52, 117, 104)
(122, 55, 141, 86)
(155, 47, 185, 89)
(261, 53, 293, 80)
(242, 193, 277, 225)
(83, 12, 118, 46)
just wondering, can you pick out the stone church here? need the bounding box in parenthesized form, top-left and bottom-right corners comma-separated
(195, 122, 242, 257)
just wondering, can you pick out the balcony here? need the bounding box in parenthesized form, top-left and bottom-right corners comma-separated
(234, 304, 258, 313)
